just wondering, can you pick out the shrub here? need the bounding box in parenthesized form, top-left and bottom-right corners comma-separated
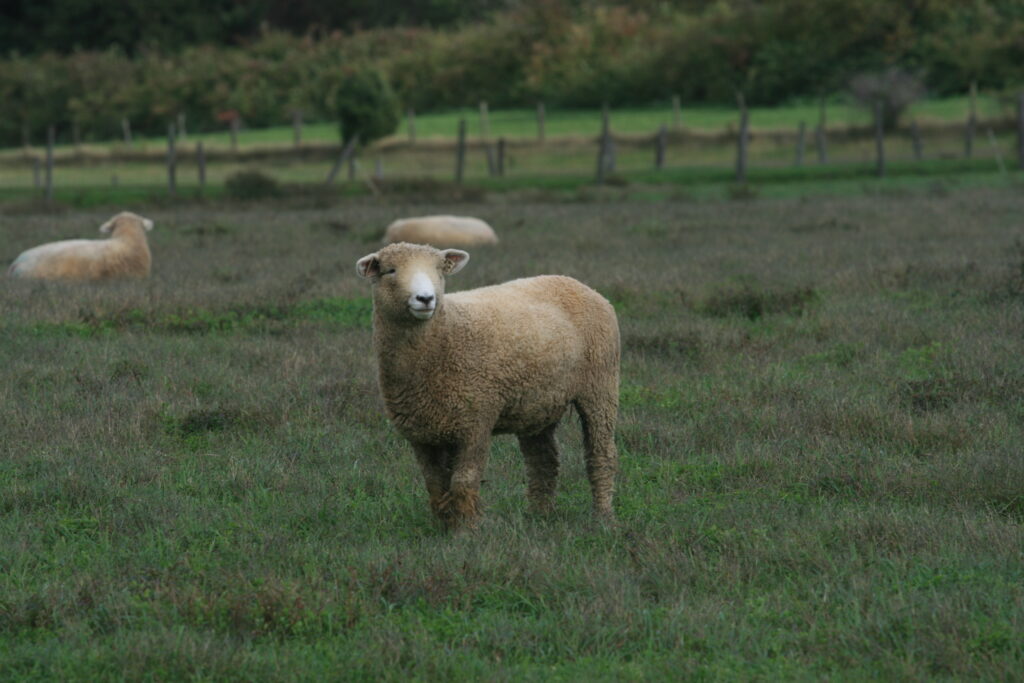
(320, 66, 400, 145)
(224, 170, 281, 200)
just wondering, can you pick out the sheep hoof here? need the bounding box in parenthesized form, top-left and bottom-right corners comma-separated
(435, 490, 482, 532)
(527, 498, 556, 516)
(593, 505, 617, 524)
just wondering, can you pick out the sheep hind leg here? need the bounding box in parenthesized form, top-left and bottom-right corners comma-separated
(518, 424, 560, 515)
(574, 396, 618, 520)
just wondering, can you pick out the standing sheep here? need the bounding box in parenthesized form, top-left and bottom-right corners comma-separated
(7, 211, 154, 281)
(356, 242, 620, 530)
(383, 215, 498, 247)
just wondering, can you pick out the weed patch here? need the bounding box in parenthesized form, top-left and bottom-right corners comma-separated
(699, 285, 817, 320)
(726, 184, 759, 201)
(623, 331, 702, 360)
(25, 297, 373, 337)
(224, 170, 283, 200)
(789, 217, 860, 234)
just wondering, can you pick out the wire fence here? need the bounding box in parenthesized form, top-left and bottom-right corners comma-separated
(2, 96, 1022, 199)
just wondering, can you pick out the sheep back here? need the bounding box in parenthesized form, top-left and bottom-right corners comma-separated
(383, 215, 498, 247)
(376, 275, 619, 444)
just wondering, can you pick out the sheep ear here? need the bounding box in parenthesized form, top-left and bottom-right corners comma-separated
(356, 252, 381, 279)
(98, 218, 115, 234)
(441, 249, 469, 275)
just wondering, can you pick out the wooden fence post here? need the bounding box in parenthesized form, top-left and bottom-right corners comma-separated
(229, 116, 239, 152)
(655, 124, 667, 170)
(496, 138, 506, 177)
(374, 157, 383, 179)
(455, 119, 467, 184)
(536, 102, 546, 144)
(292, 110, 302, 147)
(815, 97, 828, 164)
(177, 112, 187, 141)
(874, 100, 885, 178)
(986, 128, 1006, 174)
(479, 101, 490, 140)
(480, 102, 494, 175)
(167, 123, 177, 198)
(407, 108, 416, 143)
(197, 141, 206, 193)
(1017, 93, 1024, 170)
(671, 95, 682, 129)
(325, 134, 360, 185)
(814, 125, 828, 164)
(44, 125, 54, 201)
(910, 120, 923, 161)
(604, 104, 616, 175)
(735, 92, 749, 183)
(485, 144, 497, 177)
(965, 81, 977, 159)
(121, 117, 132, 146)
(595, 103, 615, 183)
(795, 121, 806, 166)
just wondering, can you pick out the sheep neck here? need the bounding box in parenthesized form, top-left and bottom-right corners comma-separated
(373, 302, 451, 384)
(110, 225, 149, 248)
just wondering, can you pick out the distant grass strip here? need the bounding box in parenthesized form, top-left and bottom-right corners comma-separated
(25, 296, 373, 337)
(2, 155, 1021, 211)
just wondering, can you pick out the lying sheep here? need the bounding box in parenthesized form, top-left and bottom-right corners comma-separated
(7, 211, 154, 281)
(356, 242, 620, 530)
(383, 215, 498, 247)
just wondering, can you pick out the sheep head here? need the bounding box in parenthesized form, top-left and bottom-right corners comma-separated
(99, 211, 154, 236)
(357, 242, 468, 322)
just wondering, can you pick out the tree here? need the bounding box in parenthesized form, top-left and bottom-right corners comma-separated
(849, 67, 926, 129)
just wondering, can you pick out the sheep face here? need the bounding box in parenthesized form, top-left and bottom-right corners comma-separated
(357, 243, 468, 322)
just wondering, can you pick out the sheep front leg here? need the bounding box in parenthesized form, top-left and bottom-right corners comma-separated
(411, 443, 451, 521)
(518, 424, 560, 514)
(438, 432, 491, 531)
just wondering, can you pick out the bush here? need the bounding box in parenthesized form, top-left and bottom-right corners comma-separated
(224, 170, 281, 200)
(321, 67, 400, 145)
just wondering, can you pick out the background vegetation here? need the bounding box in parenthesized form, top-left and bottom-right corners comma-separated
(1, 187, 1022, 678)
(2, 0, 1023, 147)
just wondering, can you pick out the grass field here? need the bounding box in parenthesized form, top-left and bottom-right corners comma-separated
(1, 186, 1023, 679)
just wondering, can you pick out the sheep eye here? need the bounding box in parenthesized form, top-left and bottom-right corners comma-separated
(381, 268, 397, 276)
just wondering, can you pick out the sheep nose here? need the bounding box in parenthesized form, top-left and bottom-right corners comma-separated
(416, 294, 435, 306)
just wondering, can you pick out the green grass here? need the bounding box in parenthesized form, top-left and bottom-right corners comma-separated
(1, 155, 1019, 210)
(1, 189, 1023, 679)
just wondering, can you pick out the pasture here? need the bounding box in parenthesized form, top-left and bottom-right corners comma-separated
(1, 187, 1023, 679)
